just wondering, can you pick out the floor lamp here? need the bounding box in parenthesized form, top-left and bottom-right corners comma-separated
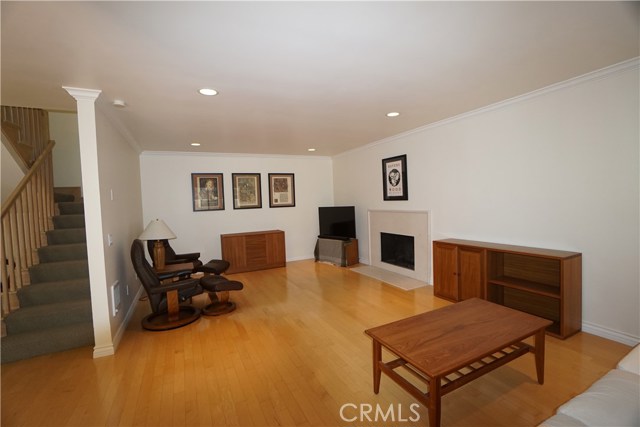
(138, 219, 176, 270)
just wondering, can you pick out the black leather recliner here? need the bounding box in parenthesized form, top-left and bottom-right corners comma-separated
(131, 239, 203, 330)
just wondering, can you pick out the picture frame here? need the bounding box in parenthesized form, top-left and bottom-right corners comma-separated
(232, 173, 262, 209)
(191, 173, 224, 211)
(382, 154, 408, 201)
(268, 173, 296, 208)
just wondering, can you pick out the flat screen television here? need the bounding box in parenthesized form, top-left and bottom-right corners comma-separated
(318, 206, 356, 240)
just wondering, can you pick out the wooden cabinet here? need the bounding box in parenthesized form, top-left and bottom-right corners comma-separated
(433, 239, 582, 339)
(433, 241, 484, 302)
(221, 230, 286, 274)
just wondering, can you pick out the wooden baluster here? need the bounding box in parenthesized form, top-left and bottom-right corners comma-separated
(9, 209, 23, 294)
(46, 154, 54, 228)
(3, 215, 17, 311)
(1, 216, 10, 315)
(26, 182, 38, 259)
(15, 198, 29, 286)
(20, 191, 33, 267)
(36, 169, 45, 245)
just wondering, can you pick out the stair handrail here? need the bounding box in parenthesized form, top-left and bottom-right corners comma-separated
(1, 140, 56, 317)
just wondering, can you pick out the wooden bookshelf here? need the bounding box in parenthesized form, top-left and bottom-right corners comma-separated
(433, 239, 582, 339)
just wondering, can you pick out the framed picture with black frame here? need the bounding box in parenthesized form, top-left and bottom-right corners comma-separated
(382, 154, 408, 201)
(268, 173, 295, 208)
(232, 173, 262, 209)
(191, 173, 224, 211)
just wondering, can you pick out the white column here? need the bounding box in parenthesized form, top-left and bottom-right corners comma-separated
(63, 87, 114, 358)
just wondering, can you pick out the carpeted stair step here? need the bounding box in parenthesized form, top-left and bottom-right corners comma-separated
(0, 322, 94, 364)
(38, 243, 88, 262)
(29, 259, 89, 284)
(3, 298, 92, 334)
(57, 201, 84, 215)
(46, 228, 86, 245)
(17, 278, 91, 307)
(54, 193, 75, 203)
(52, 214, 85, 229)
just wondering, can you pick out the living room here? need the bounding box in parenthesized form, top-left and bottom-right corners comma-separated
(1, 2, 638, 426)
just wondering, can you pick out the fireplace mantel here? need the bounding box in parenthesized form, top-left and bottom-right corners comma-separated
(367, 210, 430, 282)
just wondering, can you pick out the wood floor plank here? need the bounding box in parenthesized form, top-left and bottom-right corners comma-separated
(1, 259, 633, 427)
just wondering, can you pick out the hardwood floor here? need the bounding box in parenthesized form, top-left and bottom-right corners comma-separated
(1, 259, 632, 427)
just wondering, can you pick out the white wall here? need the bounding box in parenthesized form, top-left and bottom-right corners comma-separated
(140, 153, 333, 263)
(333, 63, 640, 343)
(96, 109, 144, 347)
(49, 111, 82, 188)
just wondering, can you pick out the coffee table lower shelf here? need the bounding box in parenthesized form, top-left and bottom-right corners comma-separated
(376, 342, 532, 404)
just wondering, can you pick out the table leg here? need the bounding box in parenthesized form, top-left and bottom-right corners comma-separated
(373, 341, 382, 394)
(167, 290, 179, 322)
(429, 376, 441, 427)
(534, 328, 546, 385)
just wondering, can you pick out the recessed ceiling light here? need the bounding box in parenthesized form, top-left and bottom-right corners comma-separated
(386, 112, 400, 117)
(198, 88, 218, 96)
(190, 142, 201, 147)
(307, 148, 316, 152)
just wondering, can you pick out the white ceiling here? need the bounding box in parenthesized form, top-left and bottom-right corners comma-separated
(2, 1, 638, 156)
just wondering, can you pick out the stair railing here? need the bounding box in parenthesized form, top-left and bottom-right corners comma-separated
(1, 140, 56, 317)
(1, 106, 50, 167)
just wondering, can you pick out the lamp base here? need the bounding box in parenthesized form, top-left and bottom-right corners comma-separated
(153, 240, 166, 270)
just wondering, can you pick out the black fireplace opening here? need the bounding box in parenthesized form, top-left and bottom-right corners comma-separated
(380, 232, 415, 271)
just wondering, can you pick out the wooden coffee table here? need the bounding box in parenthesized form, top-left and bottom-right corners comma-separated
(364, 298, 553, 427)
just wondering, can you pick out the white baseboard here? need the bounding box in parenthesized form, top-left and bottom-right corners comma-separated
(93, 286, 144, 359)
(582, 321, 640, 347)
(92, 344, 114, 358)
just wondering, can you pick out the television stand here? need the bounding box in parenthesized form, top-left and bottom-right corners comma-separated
(314, 237, 358, 267)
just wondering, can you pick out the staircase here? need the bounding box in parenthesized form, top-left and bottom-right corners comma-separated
(1, 196, 94, 364)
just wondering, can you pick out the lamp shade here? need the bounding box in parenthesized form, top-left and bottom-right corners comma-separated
(138, 219, 177, 241)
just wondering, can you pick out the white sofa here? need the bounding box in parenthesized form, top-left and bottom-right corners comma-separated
(539, 344, 639, 427)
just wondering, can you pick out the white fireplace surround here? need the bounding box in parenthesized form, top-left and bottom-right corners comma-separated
(368, 209, 430, 282)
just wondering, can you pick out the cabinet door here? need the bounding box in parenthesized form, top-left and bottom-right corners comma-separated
(433, 243, 459, 301)
(221, 235, 248, 274)
(458, 247, 485, 300)
(265, 231, 286, 266)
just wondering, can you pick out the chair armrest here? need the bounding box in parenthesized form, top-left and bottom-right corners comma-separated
(173, 252, 201, 260)
(165, 259, 204, 269)
(149, 277, 201, 294)
(157, 269, 194, 281)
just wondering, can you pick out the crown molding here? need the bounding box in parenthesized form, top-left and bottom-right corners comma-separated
(140, 150, 332, 161)
(334, 57, 640, 159)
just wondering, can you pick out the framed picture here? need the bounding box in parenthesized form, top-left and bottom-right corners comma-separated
(268, 173, 296, 208)
(191, 173, 224, 211)
(232, 173, 262, 209)
(382, 154, 408, 201)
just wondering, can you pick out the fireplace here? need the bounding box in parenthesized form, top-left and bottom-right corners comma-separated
(368, 210, 430, 282)
(381, 232, 415, 270)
